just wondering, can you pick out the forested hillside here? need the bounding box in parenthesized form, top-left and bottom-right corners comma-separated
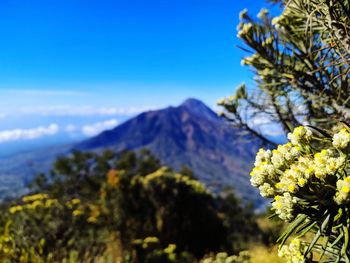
(0, 150, 274, 262)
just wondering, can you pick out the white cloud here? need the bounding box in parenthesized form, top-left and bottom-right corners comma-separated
(14, 105, 155, 117)
(82, 119, 118, 137)
(0, 124, 59, 143)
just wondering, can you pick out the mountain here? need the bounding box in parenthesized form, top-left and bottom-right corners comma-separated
(0, 98, 264, 207)
(76, 98, 264, 205)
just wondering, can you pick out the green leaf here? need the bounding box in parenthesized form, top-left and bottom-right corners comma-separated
(296, 221, 317, 238)
(268, 213, 278, 219)
(305, 229, 322, 257)
(342, 225, 349, 260)
(305, 213, 331, 256)
(330, 232, 344, 248)
(277, 214, 307, 247)
(306, 125, 332, 138)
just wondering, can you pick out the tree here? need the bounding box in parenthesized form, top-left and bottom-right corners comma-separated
(4, 149, 259, 261)
(230, 1, 350, 262)
(219, 0, 350, 146)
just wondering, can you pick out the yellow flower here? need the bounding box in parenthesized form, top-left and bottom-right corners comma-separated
(321, 149, 328, 155)
(73, 209, 83, 216)
(250, 166, 262, 176)
(298, 178, 306, 187)
(22, 193, 48, 203)
(66, 198, 81, 208)
(87, 204, 101, 223)
(341, 186, 350, 193)
(26, 200, 43, 210)
(294, 127, 303, 137)
(9, 205, 23, 214)
(275, 182, 283, 189)
(44, 199, 58, 208)
(335, 176, 350, 204)
(288, 185, 296, 193)
(305, 167, 314, 176)
(294, 145, 301, 151)
(107, 169, 119, 188)
(71, 198, 80, 205)
(144, 236, 159, 244)
(87, 217, 98, 223)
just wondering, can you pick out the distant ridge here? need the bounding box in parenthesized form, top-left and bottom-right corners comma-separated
(0, 98, 264, 207)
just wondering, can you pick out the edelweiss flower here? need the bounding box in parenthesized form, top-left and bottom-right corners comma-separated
(287, 126, 312, 146)
(278, 238, 305, 263)
(333, 128, 350, 151)
(272, 193, 295, 221)
(335, 177, 350, 204)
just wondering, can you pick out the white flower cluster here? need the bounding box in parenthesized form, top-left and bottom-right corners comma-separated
(271, 143, 300, 169)
(287, 126, 312, 146)
(276, 158, 311, 193)
(271, 13, 289, 30)
(250, 148, 275, 196)
(271, 16, 283, 26)
(216, 96, 236, 110)
(335, 176, 350, 204)
(259, 183, 275, 198)
(272, 193, 296, 221)
(201, 251, 250, 263)
(333, 128, 350, 151)
(258, 68, 274, 80)
(257, 8, 269, 19)
(250, 125, 350, 221)
(278, 238, 305, 263)
(313, 149, 345, 179)
(240, 54, 259, 66)
(237, 23, 253, 39)
(255, 148, 272, 166)
(217, 98, 226, 106)
(261, 37, 273, 47)
(250, 143, 302, 207)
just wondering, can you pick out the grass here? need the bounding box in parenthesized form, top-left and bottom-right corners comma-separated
(248, 245, 285, 263)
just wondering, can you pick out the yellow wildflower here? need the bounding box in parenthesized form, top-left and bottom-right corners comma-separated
(72, 209, 83, 216)
(107, 169, 119, 188)
(22, 193, 48, 203)
(9, 205, 23, 214)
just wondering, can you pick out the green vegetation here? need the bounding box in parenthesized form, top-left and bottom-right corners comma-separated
(251, 125, 350, 262)
(219, 0, 350, 146)
(4, 0, 350, 261)
(0, 150, 266, 262)
(218, 0, 350, 262)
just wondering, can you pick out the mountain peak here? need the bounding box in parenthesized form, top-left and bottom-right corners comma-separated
(179, 98, 218, 121)
(180, 98, 207, 108)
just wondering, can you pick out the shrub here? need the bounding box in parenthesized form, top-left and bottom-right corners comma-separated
(251, 124, 350, 262)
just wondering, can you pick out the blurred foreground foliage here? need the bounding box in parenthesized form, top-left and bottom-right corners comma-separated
(0, 149, 270, 262)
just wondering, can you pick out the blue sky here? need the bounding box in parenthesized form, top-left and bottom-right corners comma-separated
(0, 0, 280, 155)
